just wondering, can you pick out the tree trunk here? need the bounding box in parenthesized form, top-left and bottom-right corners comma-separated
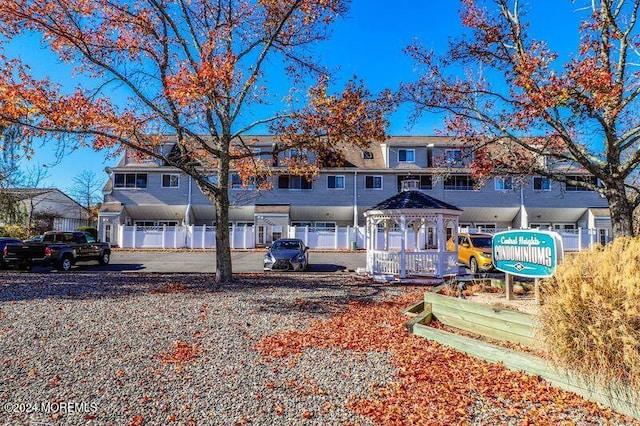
(214, 191, 233, 283)
(214, 135, 233, 284)
(605, 182, 635, 239)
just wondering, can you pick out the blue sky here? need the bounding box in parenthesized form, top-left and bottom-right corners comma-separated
(11, 0, 586, 193)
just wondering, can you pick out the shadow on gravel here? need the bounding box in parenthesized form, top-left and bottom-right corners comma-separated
(0, 272, 390, 309)
(306, 263, 347, 272)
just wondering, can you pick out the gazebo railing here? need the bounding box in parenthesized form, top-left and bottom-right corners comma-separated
(367, 250, 459, 277)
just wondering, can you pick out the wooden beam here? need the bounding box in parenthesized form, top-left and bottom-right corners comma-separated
(424, 292, 533, 327)
(412, 324, 639, 420)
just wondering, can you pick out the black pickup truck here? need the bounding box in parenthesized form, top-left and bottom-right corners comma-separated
(3, 231, 111, 272)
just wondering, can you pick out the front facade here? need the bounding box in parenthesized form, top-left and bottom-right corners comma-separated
(98, 136, 612, 246)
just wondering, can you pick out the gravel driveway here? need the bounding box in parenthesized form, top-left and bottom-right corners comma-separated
(0, 272, 402, 425)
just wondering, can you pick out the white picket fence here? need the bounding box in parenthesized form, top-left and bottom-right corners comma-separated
(112, 224, 608, 252)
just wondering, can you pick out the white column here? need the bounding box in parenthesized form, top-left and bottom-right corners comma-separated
(118, 224, 124, 248)
(174, 226, 178, 249)
(202, 224, 206, 249)
(162, 225, 166, 249)
(578, 227, 582, 251)
(437, 215, 445, 278)
(400, 215, 406, 279)
(230, 224, 235, 249)
(334, 226, 339, 250)
(243, 225, 248, 249)
(383, 223, 389, 251)
(132, 224, 137, 249)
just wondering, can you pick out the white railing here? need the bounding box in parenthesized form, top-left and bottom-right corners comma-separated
(367, 250, 459, 277)
(111, 224, 608, 251)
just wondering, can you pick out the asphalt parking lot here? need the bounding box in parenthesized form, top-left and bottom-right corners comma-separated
(49, 249, 368, 274)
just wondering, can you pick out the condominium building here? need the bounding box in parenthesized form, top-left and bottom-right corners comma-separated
(98, 136, 611, 246)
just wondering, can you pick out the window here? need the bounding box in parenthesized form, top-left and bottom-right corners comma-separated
(327, 175, 345, 190)
(157, 221, 179, 227)
(114, 173, 147, 189)
(231, 173, 263, 190)
(530, 223, 551, 230)
(553, 224, 576, 231)
(291, 221, 312, 228)
(362, 151, 374, 159)
(444, 175, 476, 190)
(314, 222, 336, 231)
(135, 221, 156, 228)
(277, 175, 313, 190)
(287, 148, 301, 159)
(533, 176, 551, 191)
(234, 222, 254, 227)
(365, 175, 383, 190)
(398, 149, 415, 163)
(566, 175, 597, 191)
(475, 223, 496, 232)
(445, 149, 463, 167)
(162, 174, 180, 188)
(231, 173, 243, 189)
(397, 175, 432, 191)
(494, 176, 513, 191)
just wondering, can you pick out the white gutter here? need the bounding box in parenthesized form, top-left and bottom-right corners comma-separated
(353, 170, 358, 227)
(185, 175, 192, 226)
(520, 186, 528, 229)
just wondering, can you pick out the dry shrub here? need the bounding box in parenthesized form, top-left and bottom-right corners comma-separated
(540, 237, 640, 407)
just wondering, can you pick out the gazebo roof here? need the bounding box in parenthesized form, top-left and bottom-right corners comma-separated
(366, 190, 462, 212)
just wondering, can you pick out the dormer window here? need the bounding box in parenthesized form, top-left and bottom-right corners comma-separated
(445, 149, 463, 167)
(398, 149, 415, 163)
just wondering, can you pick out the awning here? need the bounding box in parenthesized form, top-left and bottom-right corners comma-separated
(525, 207, 589, 223)
(124, 205, 188, 220)
(457, 207, 520, 223)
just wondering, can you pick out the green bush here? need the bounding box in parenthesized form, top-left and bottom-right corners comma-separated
(75, 226, 98, 239)
(0, 225, 32, 240)
(541, 238, 640, 408)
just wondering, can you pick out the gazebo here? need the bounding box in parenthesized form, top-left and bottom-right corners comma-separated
(364, 182, 462, 279)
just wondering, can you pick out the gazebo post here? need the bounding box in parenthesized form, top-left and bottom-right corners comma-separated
(400, 215, 406, 279)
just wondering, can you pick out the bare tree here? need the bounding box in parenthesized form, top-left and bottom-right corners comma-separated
(68, 170, 103, 224)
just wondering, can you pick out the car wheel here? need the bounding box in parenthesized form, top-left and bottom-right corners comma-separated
(99, 252, 110, 265)
(470, 257, 479, 274)
(58, 255, 73, 272)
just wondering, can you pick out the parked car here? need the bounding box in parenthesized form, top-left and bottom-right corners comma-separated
(263, 238, 309, 271)
(446, 233, 494, 273)
(0, 237, 23, 269)
(3, 231, 111, 272)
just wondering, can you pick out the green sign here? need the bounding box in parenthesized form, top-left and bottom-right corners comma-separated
(492, 230, 563, 278)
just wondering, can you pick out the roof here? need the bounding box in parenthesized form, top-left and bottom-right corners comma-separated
(1, 188, 57, 200)
(366, 190, 462, 212)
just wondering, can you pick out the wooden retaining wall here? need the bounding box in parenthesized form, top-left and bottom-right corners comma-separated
(424, 291, 537, 348)
(408, 294, 639, 419)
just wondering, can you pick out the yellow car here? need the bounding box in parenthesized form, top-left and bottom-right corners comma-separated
(446, 233, 494, 273)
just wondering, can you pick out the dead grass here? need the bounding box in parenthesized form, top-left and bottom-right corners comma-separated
(540, 238, 640, 414)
